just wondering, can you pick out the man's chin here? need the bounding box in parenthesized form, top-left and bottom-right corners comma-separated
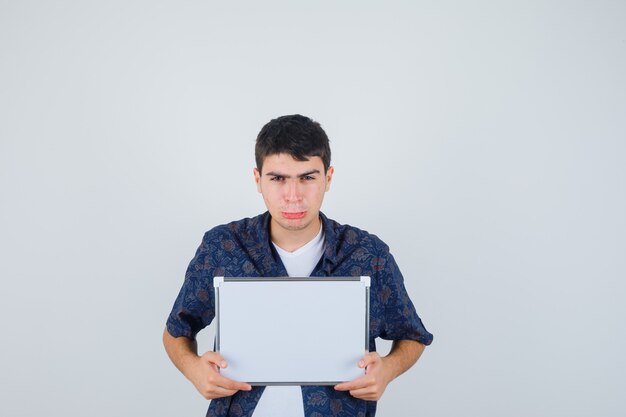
(279, 220, 310, 231)
(272, 216, 312, 232)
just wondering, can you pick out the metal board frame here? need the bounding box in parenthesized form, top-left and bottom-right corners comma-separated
(214, 276, 370, 385)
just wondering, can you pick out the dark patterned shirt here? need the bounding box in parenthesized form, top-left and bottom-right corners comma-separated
(166, 212, 433, 417)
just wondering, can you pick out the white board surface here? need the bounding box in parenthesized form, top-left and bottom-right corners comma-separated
(214, 277, 370, 385)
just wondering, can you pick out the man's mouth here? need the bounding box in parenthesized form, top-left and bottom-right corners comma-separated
(282, 211, 306, 220)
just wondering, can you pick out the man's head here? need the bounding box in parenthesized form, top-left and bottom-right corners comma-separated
(255, 114, 331, 174)
(253, 115, 334, 249)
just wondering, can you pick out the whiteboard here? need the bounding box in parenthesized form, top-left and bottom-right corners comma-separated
(214, 276, 370, 385)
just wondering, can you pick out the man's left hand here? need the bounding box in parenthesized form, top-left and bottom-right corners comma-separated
(334, 352, 393, 401)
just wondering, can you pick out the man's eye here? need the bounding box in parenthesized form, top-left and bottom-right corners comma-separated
(302, 176, 315, 181)
(270, 176, 284, 182)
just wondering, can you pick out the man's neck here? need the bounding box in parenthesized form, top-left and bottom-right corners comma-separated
(270, 217, 322, 253)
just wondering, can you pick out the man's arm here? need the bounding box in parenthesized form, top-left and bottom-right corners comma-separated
(162, 327, 251, 399)
(334, 339, 425, 401)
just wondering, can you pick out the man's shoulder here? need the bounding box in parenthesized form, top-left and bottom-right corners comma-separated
(323, 214, 389, 254)
(198, 213, 268, 249)
(206, 213, 265, 235)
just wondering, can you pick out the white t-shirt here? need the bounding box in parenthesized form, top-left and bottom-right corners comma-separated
(272, 225, 325, 277)
(252, 226, 325, 417)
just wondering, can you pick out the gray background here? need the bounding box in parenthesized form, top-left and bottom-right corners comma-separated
(1, 1, 624, 416)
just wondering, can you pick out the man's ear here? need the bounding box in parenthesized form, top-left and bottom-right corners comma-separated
(253, 168, 262, 193)
(325, 166, 334, 192)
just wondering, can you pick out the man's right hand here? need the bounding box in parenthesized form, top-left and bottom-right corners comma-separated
(186, 351, 252, 400)
(162, 328, 252, 400)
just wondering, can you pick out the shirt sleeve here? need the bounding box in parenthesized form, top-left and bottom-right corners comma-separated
(377, 246, 433, 346)
(166, 232, 216, 339)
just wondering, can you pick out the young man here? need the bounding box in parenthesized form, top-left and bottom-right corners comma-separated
(163, 114, 433, 417)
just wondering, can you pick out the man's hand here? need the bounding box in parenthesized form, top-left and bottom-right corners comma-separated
(162, 328, 251, 400)
(334, 340, 425, 401)
(187, 351, 252, 400)
(334, 352, 392, 401)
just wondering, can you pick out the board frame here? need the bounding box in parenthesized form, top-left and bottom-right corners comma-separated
(214, 276, 371, 385)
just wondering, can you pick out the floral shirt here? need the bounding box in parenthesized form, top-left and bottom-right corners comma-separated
(166, 212, 433, 417)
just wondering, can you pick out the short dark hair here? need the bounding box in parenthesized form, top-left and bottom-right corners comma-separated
(255, 114, 331, 173)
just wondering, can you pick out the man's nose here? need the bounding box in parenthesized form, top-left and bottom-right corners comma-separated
(284, 179, 302, 201)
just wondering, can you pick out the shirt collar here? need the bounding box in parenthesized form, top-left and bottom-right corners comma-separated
(319, 212, 339, 273)
(254, 211, 339, 275)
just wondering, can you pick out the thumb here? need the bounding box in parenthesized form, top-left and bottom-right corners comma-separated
(202, 351, 228, 368)
(359, 352, 380, 369)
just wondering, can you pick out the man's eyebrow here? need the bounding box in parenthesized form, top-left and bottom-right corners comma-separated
(264, 169, 321, 178)
(298, 169, 321, 177)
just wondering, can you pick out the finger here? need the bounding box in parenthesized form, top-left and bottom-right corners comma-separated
(334, 375, 368, 391)
(213, 374, 252, 391)
(202, 351, 228, 368)
(334, 381, 352, 391)
(348, 387, 378, 401)
(206, 386, 239, 398)
(359, 352, 381, 368)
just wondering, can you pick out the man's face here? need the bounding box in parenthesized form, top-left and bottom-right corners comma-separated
(254, 153, 334, 237)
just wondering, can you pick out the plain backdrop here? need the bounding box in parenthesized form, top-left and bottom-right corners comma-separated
(1, 1, 625, 416)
